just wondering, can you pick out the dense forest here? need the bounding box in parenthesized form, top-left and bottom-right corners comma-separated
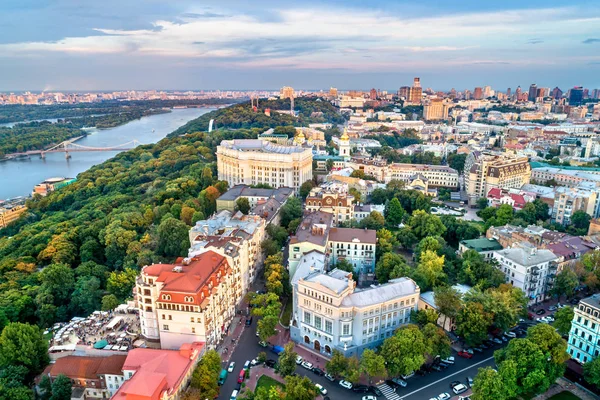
(0, 127, 263, 332)
(170, 97, 347, 136)
(0, 122, 83, 155)
(0, 99, 237, 124)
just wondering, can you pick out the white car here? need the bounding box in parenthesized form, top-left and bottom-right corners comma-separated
(295, 356, 303, 365)
(324, 373, 335, 382)
(315, 383, 327, 395)
(362, 396, 377, 400)
(438, 393, 451, 400)
(339, 380, 353, 389)
(227, 362, 235, 373)
(452, 384, 468, 395)
(401, 371, 415, 379)
(301, 361, 313, 370)
(442, 357, 455, 364)
(251, 358, 259, 366)
(504, 331, 516, 338)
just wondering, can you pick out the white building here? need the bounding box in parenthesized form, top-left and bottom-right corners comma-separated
(353, 204, 385, 222)
(567, 294, 600, 363)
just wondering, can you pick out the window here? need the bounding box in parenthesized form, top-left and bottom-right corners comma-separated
(315, 316, 322, 330)
(304, 311, 311, 324)
(342, 323, 350, 336)
(162, 294, 171, 301)
(325, 320, 332, 334)
(163, 325, 169, 331)
(192, 327, 196, 334)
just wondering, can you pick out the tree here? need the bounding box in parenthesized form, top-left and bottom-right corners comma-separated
(236, 197, 250, 214)
(415, 236, 445, 260)
(533, 199, 550, 221)
(553, 306, 574, 336)
(375, 253, 409, 283)
(107, 268, 138, 301)
(359, 349, 387, 383)
(101, 294, 120, 311)
(472, 368, 507, 400)
(455, 302, 492, 346)
(447, 153, 467, 173)
(349, 187, 363, 204)
(526, 323, 570, 367)
(278, 342, 298, 377)
(326, 159, 334, 172)
(433, 286, 463, 331)
(571, 210, 591, 232)
(414, 250, 445, 290)
(325, 350, 348, 378)
(284, 375, 318, 400)
(280, 197, 303, 229)
(157, 217, 189, 257)
(396, 227, 417, 249)
(342, 356, 361, 384)
(422, 323, 451, 360)
(380, 324, 426, 376)
(190, 350, 221, 399)
(408, 210, 446, 239)
(258, 351, 267, 364)
(412, 308, 439, 327)
(384, 198, 405, 228)
(476, 197, 489, 210)
(38, 263, 75, 305)
(70, 276, 102, 316)
(584, 357, 600, 387)
(0, 322, 49, 380)
(376, 228, 398, 259)
(551, 268, 578, 300)
(49, 374, 72, 400)
(360, 211, 385, 230)
(298, 181, 314, 199)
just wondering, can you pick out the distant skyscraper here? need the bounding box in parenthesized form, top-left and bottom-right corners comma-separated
(329, 87, 338, 98)
(464, 89, 471, 100)
(515, 86, 522, 101)
(528, 84, 538, 102)
(280, 86, 294, 100)
(483, 86, 492, 98)
(473, 87, 483, 100)
(569, 86, 584, 106)
(551, 87, 563, 99)
(398, 86, 410, 99)
(507, 88, 512, 98)
(408, 78, 422, 104)
(413, 77, 421, 88)
(369, 88, 377, 100)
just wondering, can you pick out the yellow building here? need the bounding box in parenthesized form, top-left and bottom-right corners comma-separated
(423, 99, 451, 121)
(217, 139, 313, 193)
(0, 204, 27, 228)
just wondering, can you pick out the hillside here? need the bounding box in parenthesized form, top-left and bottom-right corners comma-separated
(170, 97, 346, 136)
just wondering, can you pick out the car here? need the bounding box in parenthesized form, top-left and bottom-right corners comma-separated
(465, 348, 474, 354)
(295, 356, 303, 365)
(458, 351, 472, 359)
(401, 371, 415, 379)
(480, 343, 489, 349)
(245, 317, 253, 326)
(386, 379, 400, 389)
(256, 290, 266, 294)
(458, 397, 471, 400)
(473, 347, 483, 353)
(438, 393, 451, 400)
(392, 378, 407, 387)
(251, 358, 260, 366)
(548, 305, 558, 311)
(258, 340, 268, 347)
(453, 384, 468, 395)
(369, 386, 383, 396)
(230, 389, 238, 400)
(442, 357, 455, 364)
(339, 380, 353, 390)
(265, 359, 276, 368)
(237, 370, 246, 384)
(362, 396, 377, 400)
(505, 331, 517, 338)
(546, 316, 555, 322)
(438, 362, 450, 369)
(315, 383, 327, 395)
(353, 385, 370, 393)
(492, 337, 503, 344)
(301, 361, 313, 370)
(324, 373, 335, 382)
(431, 365, 442, 372)
(243, 360, 250, 370)
(312, 367, 325, 376)
(227, 362, 236, 373)
(467, 376, 474, 387)
(450, 381, 461, 388)
(536, 309, 546, 315)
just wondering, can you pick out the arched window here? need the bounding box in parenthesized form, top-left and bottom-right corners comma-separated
(185, 296, 194, 303)
(161, 294, 171, 301)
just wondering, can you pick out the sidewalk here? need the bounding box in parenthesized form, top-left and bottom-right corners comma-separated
(244, 365, 283, 392)
(217, 314, 246, 364)
(533, 378, 600, 400)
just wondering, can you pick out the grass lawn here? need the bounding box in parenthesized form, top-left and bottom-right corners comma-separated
(547, 391, 582, 400)
(280, 299, 292, 327)
(256, 375, 285, 392)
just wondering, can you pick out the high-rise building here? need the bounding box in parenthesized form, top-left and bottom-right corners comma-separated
(423, 98, 451, 121)
(569, 86, 584, 106)
(329, 87, 338, 98)
(409, 78, 422, 104)
(413, 77, 421, 88)
(280, 86, 295, 99)
(473, 87, 483, 100)
(515, 86, 522, 101)
(369, 88, 377, 100)
(483, 86, 492, 98)
(398, 86, 410, 99)
(507, 88, 512, 99)
(551, 87, 563, 99)
(528, 84, 538, 102)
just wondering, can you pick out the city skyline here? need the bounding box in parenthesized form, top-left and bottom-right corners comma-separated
(1, 0, 600, 91)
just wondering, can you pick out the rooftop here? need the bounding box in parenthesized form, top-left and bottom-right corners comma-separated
(219, 139, 310, 154)
(342, 277, 419, 307)
(420, 284, 472, 309)
(48, 355, 127, 380)
(329, 227, 376, 243)
(494, 247, 558, 266)
(460, 238, 503, 252)
(291, 250, 326, 286)
(580, 295, 600, 310)
(303, 268, 352, 295)
(290, 211, 333, 247)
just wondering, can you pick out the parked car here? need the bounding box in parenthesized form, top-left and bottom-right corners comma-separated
(324, 373, 335, 382)
(453, 384, 468, 395)
(431, 365, 442, 372)
(401, 371, 415, 379)
(465, 348, 474, 354)
(362, 396, 377, 400)
(438, 393, 451, 400)
(339, 380, 353, 390)
(546, 316, 555, 322)
(442, 357, 455, 364)
(480, 343, 489, 349)
(391, 378, 407, 388)
(243, 361, 250, 370)
(548, 305, 558, 311)
(312, 367, 325, 376)
(315, 383, 327, 395)
(505, 331, 516, 338)
(230, 389, 238, 400)
(386, 379, 400, 389)
(438, 362, 450, 369)
(295, 356, 303, 365)
(450, 381, 461, 388)
(370, 386, 383, 396)
(227, 362, 236, 373)
(265, 359, 276, 368)
(258, 341, 268, 347)
(353, 385, 370, 393)
(251, 358, 260, 366)
(245, 317, 253, 326)
(492, 338, 503, 344)
(458, 351, 472, 359)
(473, 347, 483, 353)
(535, 309, 546, 315)
(467, 376, 474, 387)
(301, 361, 313, 370)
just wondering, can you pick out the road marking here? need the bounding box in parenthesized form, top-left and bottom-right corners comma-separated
(399, 356, 494, 399)
(377, 383, 401, 400)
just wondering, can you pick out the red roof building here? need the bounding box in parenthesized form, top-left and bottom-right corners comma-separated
(486, 187, 532, 210)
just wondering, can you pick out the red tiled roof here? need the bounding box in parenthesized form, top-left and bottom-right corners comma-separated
(487, 188, 502, 199)
(49, 355, 126, 380)
(510, 194, 526, 208)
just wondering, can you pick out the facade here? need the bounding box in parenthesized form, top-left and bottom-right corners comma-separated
(418, 284, 472, 331)
(44, 355, 127, 399)
(353, 204, 385, 222)
(288, 211, 334, 278)
(567, 295, 600, 364)
(216, 185, 293, 212)
(135, 251, 238, 350)
(328, 228, 377, 275)
(423, 98, 451, 121)
(492, 247, 558, 304)
(0, 202, 26, 228)
(216, 139, 313, 192)
(339, 129, 351, 159)
(552, 185, 599, 225)
(305, 188, 355, 225)
(290, 268, 419, 357)
(458, 238, 503, 260)
(32, 177, 76, 196)
(486, 187, 531, 210)
(465, 152, 531, 206)
(114, 342, 205, 400)
(388, 163, 459, 188)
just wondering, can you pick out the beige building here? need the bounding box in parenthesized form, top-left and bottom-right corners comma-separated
(553, 186, 599, 226)
(136, 251, 238, 350)
(465, 152, 531, 206)
(305, 188, 355, 225)
(280, 86, 295, 99)
(0, 203, 27, 228)
(423, 98, 451, 121)
(389, 164, 459, 188)
(217, 139, 313, 192)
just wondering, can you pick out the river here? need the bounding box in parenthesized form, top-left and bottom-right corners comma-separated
(0, 107, 213, 200)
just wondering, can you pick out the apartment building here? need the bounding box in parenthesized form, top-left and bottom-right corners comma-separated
(305, 187, 355, 225)
(567, 295, 600, 364)
(423, 98, 451, 121)
(353, 204, 385, 222)
(492, 247, 558, 304)
(290, 268, 419, 357)
(135, 251, 238, 350)
(458, 238, 503, 260)
(216, 139, 313, 192)
(553, 185, 599, 225)
(288, 211, 334, 277)
(0, 202, 26, 229)
(347, 156, 388, 182)
(328, 228, 377, 275)
(465, 152, 531, 206)
(188, 210, 265, 293)
(215, 185, 294, 212)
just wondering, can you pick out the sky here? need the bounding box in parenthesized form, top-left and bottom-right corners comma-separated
(1, 0, 600, 92)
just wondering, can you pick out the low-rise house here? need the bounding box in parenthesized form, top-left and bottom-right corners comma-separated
(458, 238, 503, 260)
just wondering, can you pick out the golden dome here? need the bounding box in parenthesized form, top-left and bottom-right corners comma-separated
(341, 127, 349, 140)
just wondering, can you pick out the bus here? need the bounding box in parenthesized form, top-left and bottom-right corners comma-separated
(218, 369, 228, 385)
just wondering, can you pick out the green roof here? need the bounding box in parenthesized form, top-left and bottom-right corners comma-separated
(460, 238, 503, 252)
(530, 161, 600, 172)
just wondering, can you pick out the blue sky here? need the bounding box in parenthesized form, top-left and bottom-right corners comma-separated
(1, 0, 599, 91)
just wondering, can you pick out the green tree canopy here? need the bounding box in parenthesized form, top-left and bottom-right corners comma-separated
(380, 324, 426, 376)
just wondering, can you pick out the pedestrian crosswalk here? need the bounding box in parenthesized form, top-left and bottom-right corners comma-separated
(377, 383, 401, 400)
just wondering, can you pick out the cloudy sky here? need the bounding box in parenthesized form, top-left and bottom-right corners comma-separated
(1, 0, 599, 92)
